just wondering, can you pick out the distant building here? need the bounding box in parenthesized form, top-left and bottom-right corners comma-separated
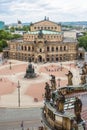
(17, 20, 23, 28)
(8, 20, 23, 29)
(12, 31, 26, 35)
(3, 18, 84, 62)
(76, 32, 84, 39)
(0, 21, 5, 30)
(64, 30, 77, 39)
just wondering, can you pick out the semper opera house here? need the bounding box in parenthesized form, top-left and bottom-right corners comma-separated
(3, 18, 83, 62)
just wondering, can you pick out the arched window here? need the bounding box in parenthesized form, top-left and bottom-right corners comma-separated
(60, 46, 62, 51)
(25, 46, 27, 51)
(64, 46, 66, 51)
(47, 47, 49, 51)
(32, 47, 34, 51)
(40, 48, 42, 52)
(52, 47, 54, 52)
(28, 46, 30, 51)
(21, 46, 23, 50)
(56, 47, 58, 51)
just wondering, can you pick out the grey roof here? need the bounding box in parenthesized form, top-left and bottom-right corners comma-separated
(78, 47, 85, 51)
(63, 37, 77, 43)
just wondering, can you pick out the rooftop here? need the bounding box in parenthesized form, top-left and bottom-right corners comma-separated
(63, 37, 77, 43)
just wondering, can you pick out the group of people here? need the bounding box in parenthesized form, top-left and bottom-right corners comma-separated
(44, 65, 63, 73)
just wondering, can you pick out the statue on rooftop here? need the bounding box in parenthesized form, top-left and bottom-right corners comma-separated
(45, 82, 51, 101)
(74, 97, 82, 123)
(82, 62, 87, 75)
(66, 71, 73, 86)
(50, 75, 56, 90)
(56, 90, 65, 113)
(80, 69, 86, 84)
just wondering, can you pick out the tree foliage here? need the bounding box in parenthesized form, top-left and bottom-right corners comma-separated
(78, 34, 87, 51)
(0, 30, 22, 52)
(9, 25, 30, 32)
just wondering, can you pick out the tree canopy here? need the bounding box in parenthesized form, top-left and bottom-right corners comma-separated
(0, 30, 22, 52)
(78, 34, 87, 51)
(9, 25, 30, 32)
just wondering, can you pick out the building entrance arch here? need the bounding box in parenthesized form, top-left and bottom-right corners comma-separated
(38, 55, 43, 62)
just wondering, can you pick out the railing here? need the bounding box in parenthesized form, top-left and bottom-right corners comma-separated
(42, 109, 62, 130)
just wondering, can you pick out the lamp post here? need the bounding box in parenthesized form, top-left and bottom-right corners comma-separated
(60, 62, 62, 71)
(58, 78, 61, 87)
(17, 80, 21, 107)
(9, 61, 11, 69)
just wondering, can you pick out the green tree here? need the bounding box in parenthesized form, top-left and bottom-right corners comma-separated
(78, 35, 87, 51)
(12, 34, 22, 39)
(10, 26, 15, 32)
(0, 30, 22, 52)
(23, 25, 30, 31)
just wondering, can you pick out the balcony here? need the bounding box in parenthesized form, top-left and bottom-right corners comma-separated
(42, 109, 62, 130)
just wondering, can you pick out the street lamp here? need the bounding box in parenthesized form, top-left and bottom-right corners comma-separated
(60, 62, 62, 71)
(17, 80, 21, 107)
(9, 61, 11, 69)
(58, 78, 61, 87)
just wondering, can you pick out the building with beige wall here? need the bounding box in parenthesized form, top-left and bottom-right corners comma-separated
(3, 18, 81, 62)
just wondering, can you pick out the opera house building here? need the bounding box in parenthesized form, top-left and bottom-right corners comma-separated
(3, 18, 84, 62)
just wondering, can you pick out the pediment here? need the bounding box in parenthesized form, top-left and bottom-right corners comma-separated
(33, 20, 59, 27)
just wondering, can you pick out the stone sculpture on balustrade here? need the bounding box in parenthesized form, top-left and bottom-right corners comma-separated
(45, 82, 51, 101)
(74, 97, 82, 123)
(56, 90, 65, 113)
(50, 75, 56, 90)
(66, 70, 73, 86)
(80, 67, 86, 85)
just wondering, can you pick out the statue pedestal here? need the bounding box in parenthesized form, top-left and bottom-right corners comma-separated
(24, 63, 36, 79)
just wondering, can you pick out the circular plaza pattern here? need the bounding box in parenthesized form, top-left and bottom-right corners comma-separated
(0, 60, 82, 107)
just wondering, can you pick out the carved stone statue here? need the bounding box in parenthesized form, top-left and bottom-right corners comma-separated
(45, 82, 51, 101)
(74, 97, 82, 123)
(82, 62, 87, 75)
(66, 71, 73, 86)
(80, 69, 86, 84)
(24, 61, 36, 78)
(50, 75, 56, 90)
(56, 90, 65, 113)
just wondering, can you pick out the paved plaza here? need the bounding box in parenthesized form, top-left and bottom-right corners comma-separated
(0, 59, 81, 107)
(0, 59, 87, 128)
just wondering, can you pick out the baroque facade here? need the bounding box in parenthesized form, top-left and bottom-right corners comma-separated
(3, 19, 79, 62)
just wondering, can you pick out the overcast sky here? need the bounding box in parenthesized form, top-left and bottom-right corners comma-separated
(0, 0, 87, 24)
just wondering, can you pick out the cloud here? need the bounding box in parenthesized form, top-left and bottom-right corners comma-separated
(0, 0, 87, 24)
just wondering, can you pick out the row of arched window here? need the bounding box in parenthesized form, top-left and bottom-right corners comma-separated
(17, 45, 67, 52)
(47, 46, 67, 52)
(19, 46, 34, 51)
(34, 26, 58, 30)
(24, 35, 62, 41)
